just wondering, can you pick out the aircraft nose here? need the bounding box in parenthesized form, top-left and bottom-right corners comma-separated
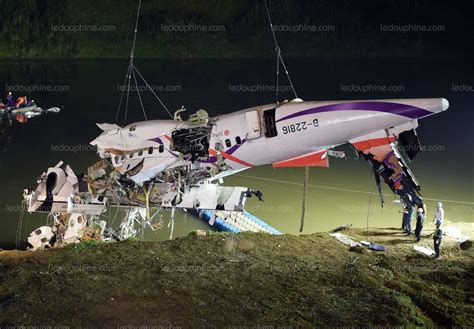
(440, 98, 450, 111)
(89, 137, 100, 147)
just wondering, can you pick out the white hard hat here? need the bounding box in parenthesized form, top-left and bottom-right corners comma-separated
(417, 208, 423, 213)
(436, 202, 442, 208)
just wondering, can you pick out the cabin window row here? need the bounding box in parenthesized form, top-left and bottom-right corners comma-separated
(225, 136, 242, 148)
(114, 145, 164, 163)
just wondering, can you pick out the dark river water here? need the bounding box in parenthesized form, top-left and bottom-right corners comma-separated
(0, 58, 472, 248)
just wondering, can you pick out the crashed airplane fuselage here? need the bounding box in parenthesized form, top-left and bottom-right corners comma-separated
(25, 97, 448, 218)
(94, 98, 447, 204)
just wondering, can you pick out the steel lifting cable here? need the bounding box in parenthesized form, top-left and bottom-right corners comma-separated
(132, 68, 147, 120)
(115, 0, 173, 123)
(123, 65, 133, 123)
(263, 0, 298, 102)
(115, 61, 132, 122)
(133, 66, 173, 118)
(122, 0, 142, 123)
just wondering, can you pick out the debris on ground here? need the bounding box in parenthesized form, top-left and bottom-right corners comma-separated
(329, 232, 361, 247)
(330, 223, 353, 233)
(413, 244, 435, 257)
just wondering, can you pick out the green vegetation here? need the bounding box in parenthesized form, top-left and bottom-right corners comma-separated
(0, 0, 472, 59)
(70, 240, 100, 253)
(0, 227, 472, 327)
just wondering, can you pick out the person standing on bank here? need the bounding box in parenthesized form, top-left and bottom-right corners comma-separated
(404, 205, 415, 235)
(415, 204, 426, 242)
(433, 222, 443, 258)
(432, 202, 444, 258)
(434, 202, 444, 226)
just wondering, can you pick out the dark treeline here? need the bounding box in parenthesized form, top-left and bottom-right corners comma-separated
(0, 0, 473, 59)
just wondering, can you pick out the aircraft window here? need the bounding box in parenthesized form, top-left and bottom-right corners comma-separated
(159, 145, 164, 153)
(264, 108, 278, 138)
(130, 152, 134, 158)
(114, 155, 119, 163)
(235, 136, 242, 145)
(138, 150, 143, 156)
(148, 147, 153, 155)
(215, 142, 223, 151)
(40, 237, 48, 243)
(35, 229, 42, 235)
(129, 125, 137, 131)
(121, 155, 126, 161)
(225, 139, 232, 147)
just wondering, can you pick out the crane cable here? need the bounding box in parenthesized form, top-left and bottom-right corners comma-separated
(263, 0, 299, 104)
(115, 0, 172, 124)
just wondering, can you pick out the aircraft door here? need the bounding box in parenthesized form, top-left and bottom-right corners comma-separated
(245, 110, 261, 140)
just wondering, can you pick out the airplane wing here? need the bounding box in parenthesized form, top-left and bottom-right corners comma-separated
(349, 123, 423, 208)
(272, 149, 329, 168)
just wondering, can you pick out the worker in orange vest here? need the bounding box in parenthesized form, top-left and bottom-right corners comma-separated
(15, 96, 27, 108)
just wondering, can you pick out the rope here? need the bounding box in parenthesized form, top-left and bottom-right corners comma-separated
(263, 0, 298, 101)
(130, 0, 142, 61)
(123, 65, 133, 123)
(115, 61, 131, 122)
(114, 0, 173, 124)
(133, 67, 173, 118)
(132, 68, 147, 120)
(275, 48, 280, 104)
(278, 52, 298, 99)
(235, 174, 474, 205)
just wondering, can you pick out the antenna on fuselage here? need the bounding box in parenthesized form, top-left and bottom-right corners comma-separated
(263, 0, 299, 105)
(115, 0, 173, 124)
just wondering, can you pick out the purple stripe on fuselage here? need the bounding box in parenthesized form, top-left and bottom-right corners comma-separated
(226, 138, 247, 155)
(275, 102, 432, 123)
(148, 136, 163, 144)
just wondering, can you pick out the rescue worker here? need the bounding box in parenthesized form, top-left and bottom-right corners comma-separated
(6, 92, 14, 107)
(433, 222, 443, 258)
(402, 205, 409, 231)
(414, 204, 426, 242)
(15, 96, 27, 108)
(402, 205, 415, 235)
(433, 202, 444, 226)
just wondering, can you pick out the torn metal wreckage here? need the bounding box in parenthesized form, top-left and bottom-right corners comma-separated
(21, 95, 449, 251)
(19, 0, 449, 251)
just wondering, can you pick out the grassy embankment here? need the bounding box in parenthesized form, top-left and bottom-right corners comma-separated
(0, 227, 473, 328)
